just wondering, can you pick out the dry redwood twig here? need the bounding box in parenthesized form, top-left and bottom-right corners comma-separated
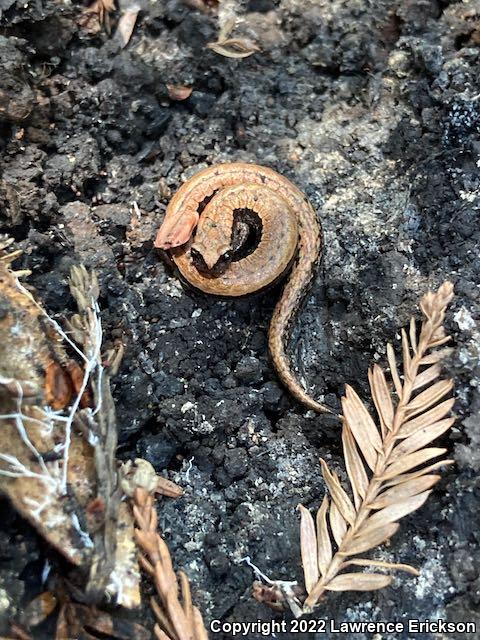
(133, 487, 208, 640)
(296, 281, 455, 613)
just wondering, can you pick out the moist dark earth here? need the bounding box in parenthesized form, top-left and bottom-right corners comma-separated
(1, 0, 480, 638)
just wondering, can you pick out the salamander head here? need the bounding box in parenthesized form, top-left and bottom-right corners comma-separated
(191, 239, 232, 271)
(154, 210, 199, 249)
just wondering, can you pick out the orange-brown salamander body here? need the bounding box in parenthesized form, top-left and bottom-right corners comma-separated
(154, 162, 330, 413)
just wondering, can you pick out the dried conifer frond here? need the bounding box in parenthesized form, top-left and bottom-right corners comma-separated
(133, 487, 208, 640)
(296, 282, 455, 613)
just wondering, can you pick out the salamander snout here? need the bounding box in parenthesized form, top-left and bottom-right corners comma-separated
(191, 241, 232, 274)
(154, 210, 199, 249)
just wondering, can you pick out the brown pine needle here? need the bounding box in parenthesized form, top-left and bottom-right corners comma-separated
(132, 487, 208, 640)
(298, 282, 455, 613)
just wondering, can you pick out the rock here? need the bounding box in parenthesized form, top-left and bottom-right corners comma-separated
(0, 37, 35, 123)
(223, 449, 249, 479)
(136, 434, 177, 469)
(233, 356, 263, 384)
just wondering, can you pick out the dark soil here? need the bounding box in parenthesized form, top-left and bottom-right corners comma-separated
(1, 0, 480, 638)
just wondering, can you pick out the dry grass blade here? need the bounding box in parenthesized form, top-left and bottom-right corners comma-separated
(133, 487, 208, 640)
(296, 282, 456, 614)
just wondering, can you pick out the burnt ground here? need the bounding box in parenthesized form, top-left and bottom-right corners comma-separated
(0, 0, 480, 638)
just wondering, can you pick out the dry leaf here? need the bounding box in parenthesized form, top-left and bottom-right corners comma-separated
(387, 342, 402, 396)
(381, 448, 447, 480)
(347, 523, 400, 556)
(368, 475, 440, 510)
(419, 347, 454, 365)
(316, 497, 331, 576)
(298, 504, 319, 593)
(217, 17, 236, 41)
(342, 422, 368, 509)
(166, 85, 193, 101)
(342, 558, 419, 575)
(369, 364, 394, 433)
(183, 0, 218, 13)
(405, 379, 454, 417)
(133, 487, 208, 640)
(9, 622, 33, 640)
(409, 317, 417, 353)
(206, 38, 260, 59)
(412, 363, 443, 390)
(401, 328, 412, 373)
(325, 573, 393, 591)
(382, 459, 454, 488)
(320, 459, 356, 525)
(329, 501, 347, 547)
(21, 591, 57, 627)
(394, 418, 455, 457)
(360, 490, 432, 533)
(116, 5, 139, 48)
(341, 386, 381, 471)
(399, 398, 455, 437)
(79, 0, 116, 34)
